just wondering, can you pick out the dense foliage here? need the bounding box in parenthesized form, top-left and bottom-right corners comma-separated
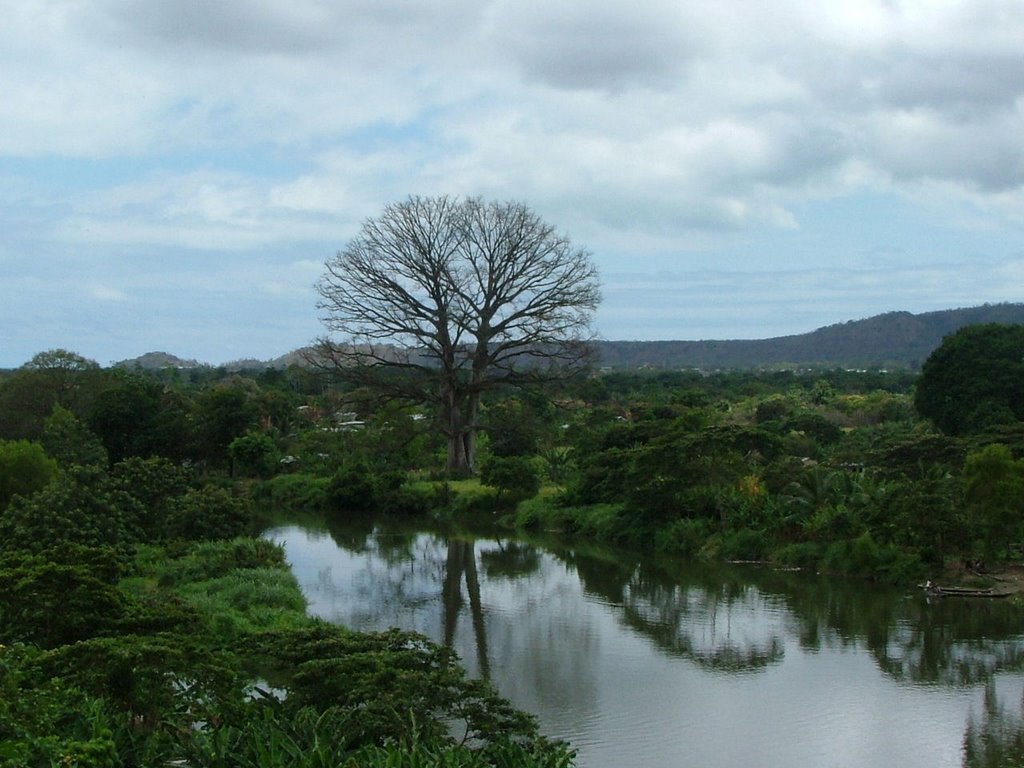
(3, 325, 1024, 764)
(0, 352, 570, 767)
(914, 323, 1024, 435)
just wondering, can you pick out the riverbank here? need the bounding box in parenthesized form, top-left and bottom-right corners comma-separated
(930, 563, 1024, 601)
(408, 478, 1024, 593)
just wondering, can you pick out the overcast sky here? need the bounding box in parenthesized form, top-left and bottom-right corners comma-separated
(2, 0, 1023, 366)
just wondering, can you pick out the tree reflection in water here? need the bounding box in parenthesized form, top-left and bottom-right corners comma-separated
(963, 683, 1024, 768)
(274, 519, 1024, 767)
(312, 517, 1024, 686)
(564, 543, 1024, 686)
(443, 538, 490, 680)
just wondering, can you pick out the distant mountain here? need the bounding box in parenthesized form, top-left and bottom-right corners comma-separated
(113, 304, 1024, 373)
(114, 351, 203, 370)
(593, 303, 1024, 370)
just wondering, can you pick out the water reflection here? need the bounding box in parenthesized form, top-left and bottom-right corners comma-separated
(442, 538, 489, 679)
(964, 682, 1024, 767)
(268, 517, 1024, 768)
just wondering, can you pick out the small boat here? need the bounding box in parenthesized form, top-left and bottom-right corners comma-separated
(922, 580, 1012, 599)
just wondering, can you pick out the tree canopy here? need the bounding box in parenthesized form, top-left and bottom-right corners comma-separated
(914, 323, 1024, 435)
(315, 195, 600, 474)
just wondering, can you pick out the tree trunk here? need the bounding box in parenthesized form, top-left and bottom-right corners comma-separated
(447, 432, 472, 476)
(444, 385, 473, 476)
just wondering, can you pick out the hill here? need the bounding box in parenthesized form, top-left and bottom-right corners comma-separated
(593, 303, 1024, 370)
(113, 351, 202, 370)
(112, 303, 1024, 373)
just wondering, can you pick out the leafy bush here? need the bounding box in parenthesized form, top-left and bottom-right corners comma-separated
(448, 482, 502, 515)
(0, 439, 58, 510)
(0, 465, 142, 553)
(772, 541, 824, 569)
(719, 528, 770, 561)
(822, 532, 924, 582)
(165, 486, 255, 541)
(247, 624, 545, 749)
(325, 464, 378, 512)
(480, 456, 542, 506)
(0, 645, 119, 768)
(654, 517, 715, 558)
(260, 473, 330, 512)
(229, 432, 280, 478)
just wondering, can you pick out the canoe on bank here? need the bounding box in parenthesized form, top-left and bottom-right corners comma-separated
(922, 581, 1013, 599)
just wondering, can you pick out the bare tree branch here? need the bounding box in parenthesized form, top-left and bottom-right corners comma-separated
(314, 195, 601, 474)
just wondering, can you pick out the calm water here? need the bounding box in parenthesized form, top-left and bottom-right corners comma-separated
(266, 519, 1024, 768)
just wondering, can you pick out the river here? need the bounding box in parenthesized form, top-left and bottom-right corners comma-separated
(266, 517, 1024, 768)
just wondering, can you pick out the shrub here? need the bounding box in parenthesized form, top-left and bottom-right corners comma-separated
(0, 439, 58, 510)
(772, 542, 824, 569)
(0, 465, 142, 553)
(165, 486, 255, 541)
(654, 518, 715, 558)
(719, 528, 770, 561)
(480, 456, 541, 506)
(0, 645, 120, 768)
(228, 432, 280, 478)
(325, 465, 378, 512)
(260, 473, 329, 512)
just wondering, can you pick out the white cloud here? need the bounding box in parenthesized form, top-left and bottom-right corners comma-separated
(1, 0, 1023, 364)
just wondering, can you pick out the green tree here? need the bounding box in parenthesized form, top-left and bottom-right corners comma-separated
(0, 439, 58, 510)
(0, 547, 128, 648)
(0, 465, 142, 553)
(480, 455, 542, 505)
(87, 372, 191, 463)
(41, 405, 109, 468)
(228, 431, 280, 478)
(961, 443, 1024, 562)
(165, 486, 254, 541)
(483, 397, 547, 458)
(314, 196, 600, 476)
(0, 350, 103, 441)
(192, 384, 259, 468)
(110, 456, 191, 539)
(249, 624, 544, 749)
(915, 324, 1024, 435)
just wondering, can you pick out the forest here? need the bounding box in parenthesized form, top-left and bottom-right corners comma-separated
(2, 321, 1024, 766)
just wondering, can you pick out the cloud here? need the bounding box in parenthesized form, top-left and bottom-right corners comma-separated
(486, 0, 704, 91)
(1, 0, 1023, 364)
(599, 256, 1024, 341)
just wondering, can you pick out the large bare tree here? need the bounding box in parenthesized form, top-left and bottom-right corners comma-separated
(314, 195, 600, 475)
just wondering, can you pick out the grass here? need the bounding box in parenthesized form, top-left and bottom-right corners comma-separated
(123, 537, 309, 638)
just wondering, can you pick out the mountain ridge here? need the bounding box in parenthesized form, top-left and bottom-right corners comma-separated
(114, 303, 1024, 372)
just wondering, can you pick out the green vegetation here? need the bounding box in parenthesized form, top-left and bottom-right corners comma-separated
(3, 322, 1024, 763)
(915, 323, 1024, 435)
(0, 354, 571, 766)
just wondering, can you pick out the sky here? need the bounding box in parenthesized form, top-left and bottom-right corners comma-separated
(2, 0, 1023, 367)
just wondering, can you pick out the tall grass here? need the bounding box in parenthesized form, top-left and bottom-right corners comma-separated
(124, 537, 308, 637)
